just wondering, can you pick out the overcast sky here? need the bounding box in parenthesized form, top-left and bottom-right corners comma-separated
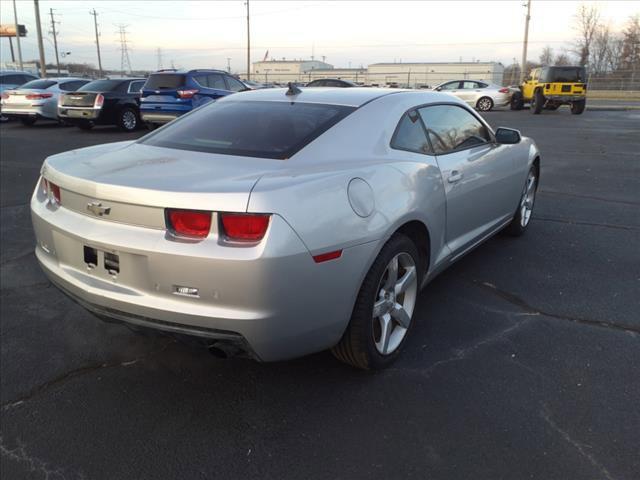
(0, 0, 637, 72)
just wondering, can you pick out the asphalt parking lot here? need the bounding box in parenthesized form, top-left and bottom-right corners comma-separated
(1, 107, 639, 480)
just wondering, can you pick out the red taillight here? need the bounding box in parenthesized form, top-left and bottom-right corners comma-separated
(1, 92, 8, 100)
(166, 209, 212, 238)
(498, 88, 509, 94)
(94, 93, 104, 108)
(220, 213, 270, 242)
(26, 93, 53, 100)
(43, 179, 61, 203)
(177, 89, 199, 99)
(312, 250, 343, 263)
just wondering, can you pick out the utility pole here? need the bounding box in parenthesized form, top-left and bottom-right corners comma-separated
(245, 0, 250, 80)
(520, 0, 531, 83)
(90, 9, 103, 77)
(13, 0, 23, 70)
(226, 57, 231, 73)
(34, 0, 47, 77)
(117, 25, 132, 75)
(49, 8, 60, 75)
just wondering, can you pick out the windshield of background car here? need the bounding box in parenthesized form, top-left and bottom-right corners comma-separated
(140, 100, 356, 160)
(543, 67, 587, 83)
(78, 80, 121, 92)
(18, 79, 56, 90)
(143, 74, 186, 90)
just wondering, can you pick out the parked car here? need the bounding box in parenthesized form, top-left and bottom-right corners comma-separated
(306, 78, 357, 88)
(243, 79, 270, 89)
(433, 80, 512, 112)
(140, 69, 248, 128)
(31, 88, 540, 369)
(58, 78, 146, 131)
(510, 66, 587, 114)
(1, 77, 90, 125)
(0, 70, 39, 121)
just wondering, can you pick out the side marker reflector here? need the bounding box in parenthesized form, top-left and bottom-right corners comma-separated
(313, 250, 342, 263)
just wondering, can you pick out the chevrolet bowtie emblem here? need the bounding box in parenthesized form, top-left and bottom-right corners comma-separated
(87, 201, 111, 216)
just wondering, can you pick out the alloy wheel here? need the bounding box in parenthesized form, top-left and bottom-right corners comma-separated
(372, 252, 418, 355)
(478, 97, 492, 111)
(520, 170, 537, 227)
(122, 110, 137, 130)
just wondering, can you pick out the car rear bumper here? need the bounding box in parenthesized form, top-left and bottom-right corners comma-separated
(58, 106, 102, 121)
(140, 112, 183, 124)
(545, 95, 586, 102)
(31, 182, 376, 361)
(1, 105, 54, 119)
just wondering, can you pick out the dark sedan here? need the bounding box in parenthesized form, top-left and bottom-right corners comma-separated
(58, 78, 146, 131)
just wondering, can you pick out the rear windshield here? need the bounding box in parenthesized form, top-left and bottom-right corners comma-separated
(78, 80, 122, 92)
(19, 79, 56, 90)
(143, 74, 185, 90)
(140, 100, 356, 160)
(542, 67, 586, 83)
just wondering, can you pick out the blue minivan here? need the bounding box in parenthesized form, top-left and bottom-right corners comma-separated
(140, 69, 248, 127)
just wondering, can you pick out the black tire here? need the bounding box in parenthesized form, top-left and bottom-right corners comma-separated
(20, 116, 37, 126)
(77, 120, 94, 130)
(504, 164, 539, 236)
(117, 107, 139, 131)
(146, 122, 159, 131)
(476, 96, 494, 112)
(331, 233, 422, 370)
(570, 100, 586, 115)
(510, 92, 524, 110)
(530, 89, 544, 114)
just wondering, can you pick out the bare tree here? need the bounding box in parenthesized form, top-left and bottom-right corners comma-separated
(539, 46, 554, 65)
(590, 24, 613, 74)
(554, 54, 571, 66)
(572, 4, 601, 66)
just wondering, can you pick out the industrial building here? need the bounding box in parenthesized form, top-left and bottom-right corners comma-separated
(250, 59, 505, 87)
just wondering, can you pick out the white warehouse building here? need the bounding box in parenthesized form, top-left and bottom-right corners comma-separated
(250, 59, 505, 87)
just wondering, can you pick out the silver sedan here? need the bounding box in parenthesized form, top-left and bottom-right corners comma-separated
(1, 77, 89, 125)
(31, 87, 540, 369)
(433, 80, 512, 111)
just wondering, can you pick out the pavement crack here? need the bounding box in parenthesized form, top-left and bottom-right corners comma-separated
(474, 281, 640, 335)
(540, 406, 616, 480)
(533, 216, 640, 231)
(1, 340, 175, 412)
(0, 435, 70, 480)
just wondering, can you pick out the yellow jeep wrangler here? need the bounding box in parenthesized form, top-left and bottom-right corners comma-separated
(511, 66, 587, 115)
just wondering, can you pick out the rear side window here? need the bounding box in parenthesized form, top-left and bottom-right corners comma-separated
(418, 105, 491, 154)
(1, 74, 32, 85)
(391, 111, 432, 155)
(19, 79, 56, 90)
(140, 100, 355, 160)
(144, 74, 185, 90)
(128, 80, 146, 93)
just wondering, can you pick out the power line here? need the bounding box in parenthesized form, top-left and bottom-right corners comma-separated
(90, 9, 103, 77)
(116, 24, 132, 75)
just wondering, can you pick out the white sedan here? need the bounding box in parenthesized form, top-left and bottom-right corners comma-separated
(433, 80, 512, 112)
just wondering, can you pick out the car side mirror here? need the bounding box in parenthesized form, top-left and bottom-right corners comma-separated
(495, 127, 521, 144)
(435, 86, 442, 91)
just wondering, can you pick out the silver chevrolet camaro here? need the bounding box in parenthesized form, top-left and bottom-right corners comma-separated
(31, 87, 540, 369)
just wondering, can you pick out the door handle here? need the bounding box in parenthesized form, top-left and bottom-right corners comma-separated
(448, 171, 463, 183)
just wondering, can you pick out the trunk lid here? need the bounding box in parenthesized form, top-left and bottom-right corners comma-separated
(60, 91, 98, 107)
(3, 88, 49, 106)
(42, 141, 283, 225)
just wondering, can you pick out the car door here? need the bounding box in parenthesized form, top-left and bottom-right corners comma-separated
(457, 81, 480, 104)
(205, 74, 230, 99)
(419, 104, 518, 257)
(522, 69, 538, 100)
(224, 76, 246, 93)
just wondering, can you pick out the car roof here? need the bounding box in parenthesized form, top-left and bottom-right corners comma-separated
(1, 70, 38, 75)
(219, 87, 449, 107)
(150, 69, 227, 75)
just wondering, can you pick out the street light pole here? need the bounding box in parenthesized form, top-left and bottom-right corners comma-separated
(33, 0, 47, 77)
(12, 0, 23, 70)
(520, 0, 531, 83)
